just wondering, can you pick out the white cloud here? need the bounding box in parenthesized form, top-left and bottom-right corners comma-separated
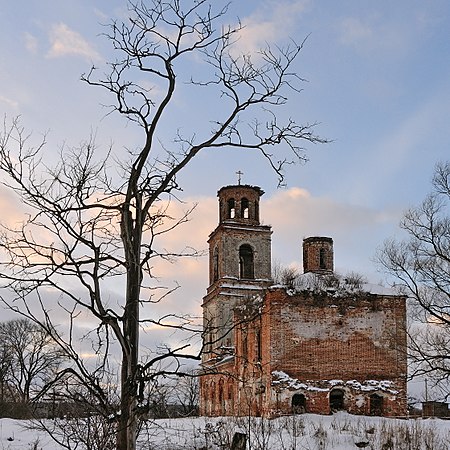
(336, 13, 415, 57)
(339, 17, 374, 46)
(47, 23, 101, 61)
(24, 32, 38, 54)
(0, 95, 19, 109)
(350, 83, 450, 205)
(262, 187, 401, 278)
(236, 1, 310, 54)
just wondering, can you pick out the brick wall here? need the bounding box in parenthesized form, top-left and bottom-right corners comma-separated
(267, 290, 406, 381)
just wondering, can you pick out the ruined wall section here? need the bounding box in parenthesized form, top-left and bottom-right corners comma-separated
(266, 288, 407, 383)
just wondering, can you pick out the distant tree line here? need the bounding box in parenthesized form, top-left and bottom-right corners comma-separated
(0, 317, 199, 420)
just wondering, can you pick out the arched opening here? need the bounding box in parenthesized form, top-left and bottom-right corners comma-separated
(239, 244, 254, 279)
(292, 394, 307, 414)
(227, 198, 235, 219)
(213, 247, 219, 282)
(241, 197, 249, 219)
(319, 248, 326, 269)
(218, 379, 225, 415)
(369, 393, 383, 416)
(330, 389, 344, 412)
(228, 385, 234, 415)
(210, 382, 215, 415)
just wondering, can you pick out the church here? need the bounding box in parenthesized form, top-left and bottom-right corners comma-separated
(199, 184, 407, 417)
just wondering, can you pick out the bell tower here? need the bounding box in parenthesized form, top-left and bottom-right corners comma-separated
(202, 184, 272, 362)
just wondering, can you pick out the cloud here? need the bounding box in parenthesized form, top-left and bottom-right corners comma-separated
(24, 32, 38, 54)
(262, 187, 401, 278)
(336, 12, 418, 58)
(236, 1, 310, 54)
(47, 23, 101, 61)
(338, 17, 374, 46)
(349, 83, 450, 204)
(0, 95, 19, 110)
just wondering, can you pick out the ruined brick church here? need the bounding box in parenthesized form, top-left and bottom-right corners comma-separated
(199, 184, 407, 417)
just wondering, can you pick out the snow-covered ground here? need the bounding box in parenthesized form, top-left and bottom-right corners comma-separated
(0, 418, 56, 449)
(1, 413, 450, 449)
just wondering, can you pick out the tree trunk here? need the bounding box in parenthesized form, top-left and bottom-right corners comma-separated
(117, 356, 138, 450)
(117, 256, 141, 450)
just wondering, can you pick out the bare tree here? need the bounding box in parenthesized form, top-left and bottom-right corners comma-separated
(377, 161, 450, 398)
(0, 319, 64, 404)
(172, 370, 199, 416)
(0, 1, 326, 449)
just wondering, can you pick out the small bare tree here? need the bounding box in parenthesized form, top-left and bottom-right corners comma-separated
(0, 1, 326, 448)
(377, 161, 450, 398)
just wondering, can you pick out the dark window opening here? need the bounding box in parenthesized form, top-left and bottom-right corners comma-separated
(242, 333, 248, 361)
(255, 201, 259, 222)
(219, 380, 224, 404)
(239, 244, 254, 279)
(330, 389, 344, 412)
(319, 248, 326, 269)
(241, 197, 249, 219)
(292, 394, 306, 414)
(227, 198, 235, 219)
(213, 248, 219, 282)
(370, 394, 383, 416)
(228, 386, 233, 400)
(256, 329, 262, 362)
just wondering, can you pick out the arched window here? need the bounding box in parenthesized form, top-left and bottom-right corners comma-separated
(319, 248, 326, 269)
(210, 382, 216, 415)
(241, 197, 249, 219)
(239, 244, 254, 279)
(330, 389, 344, 412)
(213, 247, 219, 282)
(227, 198, 235, 219)
(228, 385, 234, 414)
(218, 379, 225, 415)
(292, 394, 306, 414)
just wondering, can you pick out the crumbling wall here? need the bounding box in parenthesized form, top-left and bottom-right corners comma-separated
(263, 288, 407, 417)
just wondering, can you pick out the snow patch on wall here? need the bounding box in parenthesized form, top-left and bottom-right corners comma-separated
(271, 371, 399, 395)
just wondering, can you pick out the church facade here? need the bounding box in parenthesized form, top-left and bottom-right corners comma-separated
(200, 184, 407, 417)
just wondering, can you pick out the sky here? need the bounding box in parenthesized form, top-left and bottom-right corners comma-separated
(0, 1, 449, 397)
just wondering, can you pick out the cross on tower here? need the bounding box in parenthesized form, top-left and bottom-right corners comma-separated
(236, 170, 243, 185)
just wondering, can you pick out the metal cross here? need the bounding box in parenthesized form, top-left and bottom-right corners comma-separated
(236, 170, 243, 185)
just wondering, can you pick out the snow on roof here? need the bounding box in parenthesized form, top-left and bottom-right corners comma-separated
(273, 272, 401, 297)
(272, 371, 399, 395)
